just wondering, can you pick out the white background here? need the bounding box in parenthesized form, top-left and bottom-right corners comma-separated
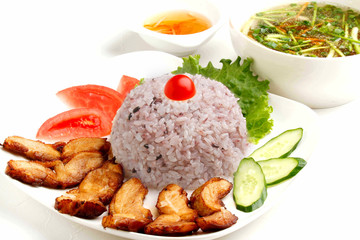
(1, 0, 359, 239)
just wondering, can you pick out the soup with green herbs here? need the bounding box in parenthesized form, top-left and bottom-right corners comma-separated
(242, 2, 360, 57)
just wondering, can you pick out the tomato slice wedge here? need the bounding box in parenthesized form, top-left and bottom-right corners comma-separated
(56, 84, 123, 120)
(117, 75, 140, 100)
(36, 108, 112, 141)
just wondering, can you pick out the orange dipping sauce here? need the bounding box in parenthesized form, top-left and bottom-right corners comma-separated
(143, 10, 212, 35)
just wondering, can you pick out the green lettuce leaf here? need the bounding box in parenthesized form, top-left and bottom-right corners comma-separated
(172, 55, 273, 143)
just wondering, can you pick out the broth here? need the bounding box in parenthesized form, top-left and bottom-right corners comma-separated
(243, 2, 360, 57)
(144, 10, 212, 35)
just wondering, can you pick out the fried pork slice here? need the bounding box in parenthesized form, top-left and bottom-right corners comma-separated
(2, 136, 62, 161)
(144, 214, 198, 236)
(190, 177, 237, 231)
(102, 178, 153, 232)
(61, 137, 110, 161)
(144, 184, 198, 236)
(190, 177, 233, 216)
(55, 160, 124, 218)
(156, 184, 198, 221)
(5, 151, 105, 188)
(195, 207, 238, 232)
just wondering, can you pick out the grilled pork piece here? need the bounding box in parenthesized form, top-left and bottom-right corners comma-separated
(195, 207, 238, 231)
(102, 178, 153, 232)
(144, 214, 198, 236)
(61, 137, 110, 161)
(145, 184, 198, 236)
(2, 136, 62, 161)
(156, 184, 198, 221)
(190, 177, 238, 231)
(2, 136, 110, 163)
(6, 151, 106, 188)
(55, 160, 123, 218)
(190, 177, 233, 216)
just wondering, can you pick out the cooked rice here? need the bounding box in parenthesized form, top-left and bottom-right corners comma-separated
(110, 73, 251, 189)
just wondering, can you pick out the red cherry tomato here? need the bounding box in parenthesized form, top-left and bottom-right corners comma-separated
(164, 75, 196, 101)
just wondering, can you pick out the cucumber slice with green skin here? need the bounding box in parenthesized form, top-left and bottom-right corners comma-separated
(233, 158, 267, 212)
(249, 128, 303, 161)
(258, 157, 307, 186)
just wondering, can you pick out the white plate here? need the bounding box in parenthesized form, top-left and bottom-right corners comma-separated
(0, 51, 319, 240)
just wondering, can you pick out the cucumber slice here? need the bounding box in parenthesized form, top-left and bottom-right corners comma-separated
(258, 157, 307, 186)
(233, 158, 267, 212)
(249, 128, 303, 161)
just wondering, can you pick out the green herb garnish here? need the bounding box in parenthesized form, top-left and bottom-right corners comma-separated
(173, 55, 273, 144)
(243, 1, 360, 57)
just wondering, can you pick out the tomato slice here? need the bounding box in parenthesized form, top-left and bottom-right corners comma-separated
(117, 75, 140, 101)
(36, 108, 112, 141)
(56, 84, 123, 120)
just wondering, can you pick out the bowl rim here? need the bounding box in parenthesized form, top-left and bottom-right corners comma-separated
(229, 0, 360, 62)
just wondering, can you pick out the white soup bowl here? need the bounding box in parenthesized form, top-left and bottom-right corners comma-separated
(229, 0, 360, 108)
